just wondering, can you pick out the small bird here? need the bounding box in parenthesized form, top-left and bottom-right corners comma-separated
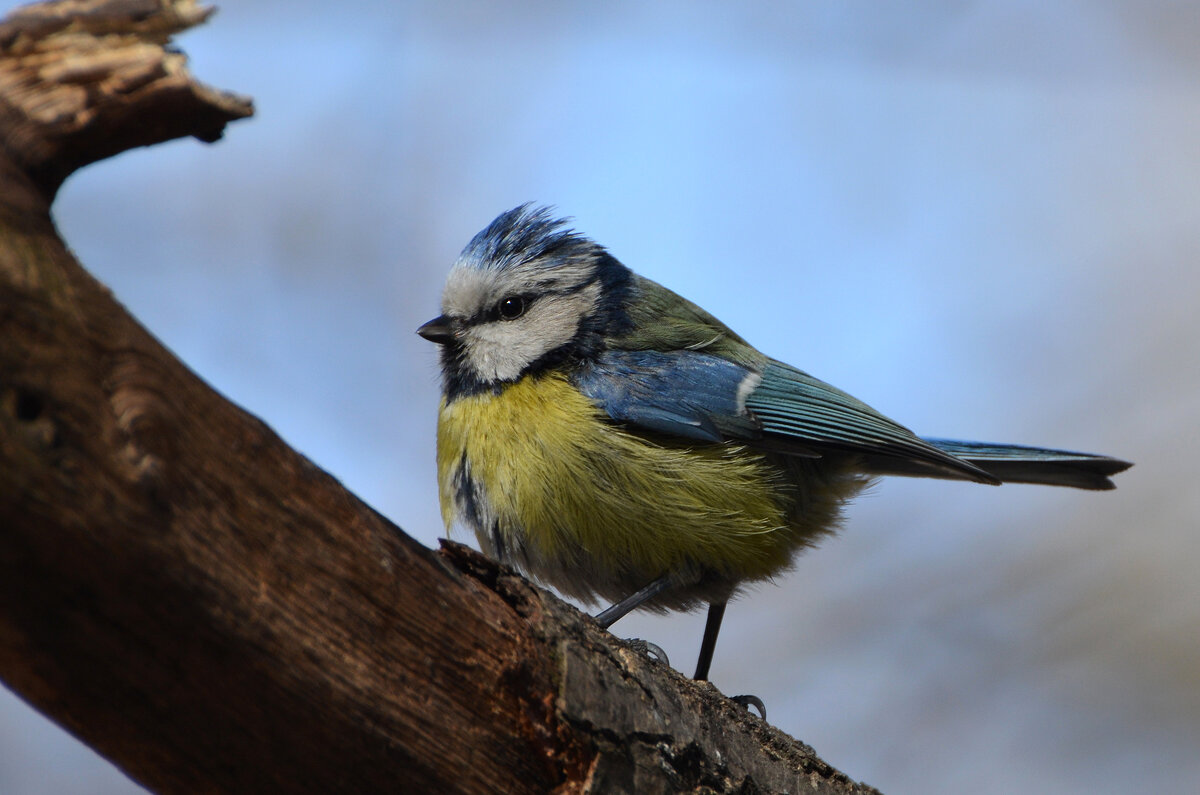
(418, 204, 1131, 684)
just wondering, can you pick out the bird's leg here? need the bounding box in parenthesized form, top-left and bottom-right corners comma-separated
(593, 575, 673, 628)
(598, 588, 766, 718)
(594, 576, 674, 668)
(693, 600, 726, 680)
(694, 600, 766, 719)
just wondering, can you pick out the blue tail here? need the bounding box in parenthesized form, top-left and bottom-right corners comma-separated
(857, 438, 1130, 489)
(919, 438, 1131, 490)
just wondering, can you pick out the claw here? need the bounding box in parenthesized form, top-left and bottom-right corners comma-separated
(730, 694, 766, 720)
(624, 638, 670, 666)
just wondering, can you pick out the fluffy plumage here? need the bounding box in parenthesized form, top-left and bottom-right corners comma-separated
(420, 204, 1131, 678)
(436, 372, 864, 611)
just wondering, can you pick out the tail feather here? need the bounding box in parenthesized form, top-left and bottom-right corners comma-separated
(920, 438, 1132, 490)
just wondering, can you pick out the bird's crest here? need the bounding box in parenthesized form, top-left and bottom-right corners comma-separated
(456, 203, 599, 273)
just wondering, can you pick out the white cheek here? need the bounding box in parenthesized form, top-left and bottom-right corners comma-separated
(462, 284, 599, 381)
(464, 324, 541, 382)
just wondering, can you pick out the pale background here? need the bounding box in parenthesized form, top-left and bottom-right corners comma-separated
(2, 1, 1198, 793)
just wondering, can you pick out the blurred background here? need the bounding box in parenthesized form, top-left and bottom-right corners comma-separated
(3, 0, 1198, 792)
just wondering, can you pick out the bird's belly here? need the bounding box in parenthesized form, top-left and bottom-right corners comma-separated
(436, 373, 860, 610)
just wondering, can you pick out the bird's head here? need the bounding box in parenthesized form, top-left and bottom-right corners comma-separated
(419, 204, 632, 396)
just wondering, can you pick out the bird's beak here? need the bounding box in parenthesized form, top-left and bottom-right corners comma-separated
(416, 314, 455, 345)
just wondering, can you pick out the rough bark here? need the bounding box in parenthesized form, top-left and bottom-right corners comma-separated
(0, 1, 881, 792)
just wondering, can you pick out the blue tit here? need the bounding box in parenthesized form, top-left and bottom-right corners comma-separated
(418, 204, 1131, 682)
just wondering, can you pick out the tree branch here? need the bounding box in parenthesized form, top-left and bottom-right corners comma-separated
(0, 1, 880, 792)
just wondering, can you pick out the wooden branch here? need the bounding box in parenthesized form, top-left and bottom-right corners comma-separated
(0, 1, 881, 792)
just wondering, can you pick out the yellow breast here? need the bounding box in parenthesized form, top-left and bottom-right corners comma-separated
(436, 372, 813, 606)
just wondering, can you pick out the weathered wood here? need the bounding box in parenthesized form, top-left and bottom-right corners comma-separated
(0, 1, 881, 792)
(0, 0, 252, 200)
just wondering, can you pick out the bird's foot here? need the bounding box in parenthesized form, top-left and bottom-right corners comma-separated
(623, 638, 670, 666)
(730, 694, 766, 720)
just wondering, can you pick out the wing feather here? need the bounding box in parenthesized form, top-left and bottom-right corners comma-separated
(572, 350, 760, 442)
(745, 362, 999, 483)
(594, 276, 998, 483)
(575, 353, 999, 484)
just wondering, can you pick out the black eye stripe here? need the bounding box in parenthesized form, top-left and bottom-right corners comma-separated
(471, 277, 596, 325)
(478, 294, 532, 323)
(470, 273, 601, 324)
(553, 274, 600, 296)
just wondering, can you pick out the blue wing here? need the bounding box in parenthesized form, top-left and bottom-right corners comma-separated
(573, 352, 990, 481)
(745, 362, 999, 483)
(571, 350, 761, 443)
(573, 352, 1125, 489)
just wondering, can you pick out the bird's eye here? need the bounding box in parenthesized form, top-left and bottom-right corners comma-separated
(497, 296, 526, 320)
